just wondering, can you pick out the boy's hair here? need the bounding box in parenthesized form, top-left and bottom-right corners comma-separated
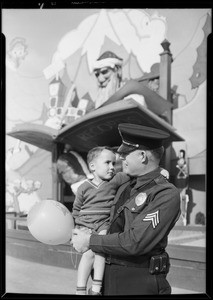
(87, 146, 115, 166)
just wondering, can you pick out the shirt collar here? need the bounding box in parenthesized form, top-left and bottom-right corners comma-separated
(134, 167, 161, 189)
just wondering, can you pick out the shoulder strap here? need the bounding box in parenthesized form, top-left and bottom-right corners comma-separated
(109, 179, 133, 223)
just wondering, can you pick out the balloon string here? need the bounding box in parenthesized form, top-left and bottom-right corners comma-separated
(70, 245, 78, 269)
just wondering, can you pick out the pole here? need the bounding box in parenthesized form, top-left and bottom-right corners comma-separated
(159, 39, 173, 172)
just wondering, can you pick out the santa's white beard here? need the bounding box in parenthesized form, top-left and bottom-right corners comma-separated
(95, 73, 120, 108)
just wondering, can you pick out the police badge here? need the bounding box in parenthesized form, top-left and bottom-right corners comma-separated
(135, 193, 147, 206)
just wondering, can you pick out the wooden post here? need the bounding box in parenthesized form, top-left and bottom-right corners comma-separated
(52, 142, 64, 202)
(52, 143, 59, 201)
(13, 194, 21, 214)
(159, 39, 173, 171)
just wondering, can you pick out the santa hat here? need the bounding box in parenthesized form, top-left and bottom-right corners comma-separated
(93, 51, 123, 70)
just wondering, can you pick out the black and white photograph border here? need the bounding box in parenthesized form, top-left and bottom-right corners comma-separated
(2, 1, 212, 298)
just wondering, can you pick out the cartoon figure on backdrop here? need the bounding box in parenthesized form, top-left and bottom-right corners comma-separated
(45, 76, 75, 130)
(6, 139, 42, 214)
(93, 51, 147, 109)
(18, 180, 42, 216)
(56, 146, 91, 195)
(6, 140, 22, 173)
(6, 37, 28, 71)
(175, 149, 189, 226)
(45, 73, 95, 130)
(176, 150, 188, 179)
(45, 50, 147, 131)
(6, 178, 42, 215)
(93, 51, 123, 108)
(6, 179, 22, 214)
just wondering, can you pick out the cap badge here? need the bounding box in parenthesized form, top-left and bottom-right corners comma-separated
(123, 140, 139, 148)
(135, 193, 147, 206)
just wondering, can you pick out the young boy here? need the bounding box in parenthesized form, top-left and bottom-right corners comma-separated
(72, 146, 169, 295)
(72, 146, 129, 295)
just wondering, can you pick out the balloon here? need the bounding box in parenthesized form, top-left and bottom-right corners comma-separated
(27, 200, 74, 245)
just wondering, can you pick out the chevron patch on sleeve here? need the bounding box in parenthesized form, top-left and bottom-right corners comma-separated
(143, 210, 159, 228)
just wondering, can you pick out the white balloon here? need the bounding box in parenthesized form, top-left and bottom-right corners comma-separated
(27, 200, 74, 245)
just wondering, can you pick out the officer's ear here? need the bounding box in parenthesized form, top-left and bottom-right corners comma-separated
(140, 150, 147, 163)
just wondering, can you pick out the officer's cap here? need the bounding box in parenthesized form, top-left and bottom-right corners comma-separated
(117, 123, 170, 153)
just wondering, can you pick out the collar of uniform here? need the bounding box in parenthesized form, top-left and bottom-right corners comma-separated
(134, 167, 161, 189)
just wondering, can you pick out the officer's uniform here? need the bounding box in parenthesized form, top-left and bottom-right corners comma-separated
(89, 124, 181, 295)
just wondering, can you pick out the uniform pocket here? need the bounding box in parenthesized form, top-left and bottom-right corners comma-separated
(125, 200, 147, 214)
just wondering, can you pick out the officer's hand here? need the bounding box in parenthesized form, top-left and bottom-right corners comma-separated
(71, 228, 91, 253)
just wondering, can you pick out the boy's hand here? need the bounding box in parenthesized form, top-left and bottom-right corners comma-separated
(71, 228, 91, 253)
(160, 168, 169, 179)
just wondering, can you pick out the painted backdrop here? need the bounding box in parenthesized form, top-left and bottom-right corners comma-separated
(3, 8, 211, 220)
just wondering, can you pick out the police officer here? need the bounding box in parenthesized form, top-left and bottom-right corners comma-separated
(72, 123, 181, 295)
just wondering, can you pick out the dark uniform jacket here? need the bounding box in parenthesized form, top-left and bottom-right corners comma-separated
(90, 167, 180, 257)
(89, 167, 181, 295)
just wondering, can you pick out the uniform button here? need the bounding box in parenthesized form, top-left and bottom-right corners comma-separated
(132, 207, 135, 211)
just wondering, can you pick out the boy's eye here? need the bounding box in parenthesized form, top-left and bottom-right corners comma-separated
(105, 161, 115, 166)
